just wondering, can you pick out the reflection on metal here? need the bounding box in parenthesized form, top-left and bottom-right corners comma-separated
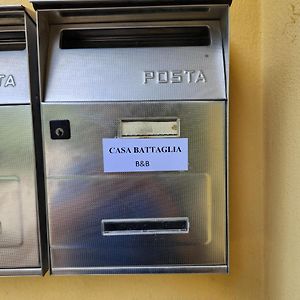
(0, 6, 47, 276)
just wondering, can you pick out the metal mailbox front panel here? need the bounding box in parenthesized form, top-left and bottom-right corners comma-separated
(43, 101, 226, 273)
(0, 106, 40, 269)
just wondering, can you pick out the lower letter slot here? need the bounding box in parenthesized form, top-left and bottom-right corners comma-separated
(102, 217, 189, 236)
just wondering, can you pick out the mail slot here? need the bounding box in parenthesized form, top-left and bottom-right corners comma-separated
(32, 0, 231, 275)
(0, 6, 47, 276)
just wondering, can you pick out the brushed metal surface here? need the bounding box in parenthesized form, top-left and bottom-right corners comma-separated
(52, 265, 228, 275)
(36, 2, 229, 274)
(43, 21, 225, 102)
(0, 6, 29, 104)
(42, 101, 227, 272)
(0, 178, 22, 247)
(0, 7, 47, 276)
(0, 43, 29, 105)
(36, 5, 227, 25)
(26, 9, 49, 276)
(0, 268, 44, 276)
(0, 106, 40, 269)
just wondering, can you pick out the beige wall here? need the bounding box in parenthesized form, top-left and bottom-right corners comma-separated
(0, 0, 298, 299)
(263, 1, 300, 299)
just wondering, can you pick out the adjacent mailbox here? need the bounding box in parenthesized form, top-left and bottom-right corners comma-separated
(0, 6, 47, 275)
(33, 0, 231, 274)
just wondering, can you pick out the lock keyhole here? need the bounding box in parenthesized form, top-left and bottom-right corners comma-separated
(50, 120, 71, 140)
(55, 128, 64, 137)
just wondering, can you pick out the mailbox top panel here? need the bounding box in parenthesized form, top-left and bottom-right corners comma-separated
(42, 21, 226, 102)
(37, 4, 229, 102)
(0, 7, 31, 105)
(31, 0, 232, 9)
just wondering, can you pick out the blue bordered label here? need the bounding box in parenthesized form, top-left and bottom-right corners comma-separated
(103, 138, 188, 173)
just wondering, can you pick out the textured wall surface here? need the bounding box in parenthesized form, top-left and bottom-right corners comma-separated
(263, 1, 300, 299)
(1, 0, 292, 299)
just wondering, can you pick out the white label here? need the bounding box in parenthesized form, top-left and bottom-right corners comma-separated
(102, 138, 188, 173)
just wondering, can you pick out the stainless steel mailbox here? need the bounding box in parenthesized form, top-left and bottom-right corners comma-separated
(33, 0, 231, 275)
(0, 6, 47, 276)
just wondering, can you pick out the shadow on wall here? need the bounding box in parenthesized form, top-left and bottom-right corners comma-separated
(228, 41, 264, 299)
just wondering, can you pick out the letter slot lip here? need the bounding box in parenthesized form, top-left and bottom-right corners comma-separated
(101, 217, 190, 236)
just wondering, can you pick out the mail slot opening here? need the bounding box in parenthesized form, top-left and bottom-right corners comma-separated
(102, 218, 189, 236)
(0, 31, 26, 51)
(60, 26, 211, 49)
